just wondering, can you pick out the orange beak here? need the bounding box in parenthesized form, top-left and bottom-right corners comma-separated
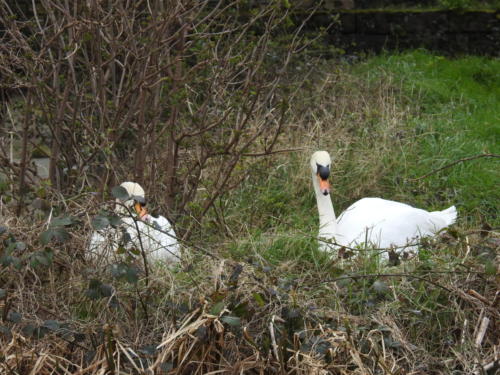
(134, 202, 148, 219)
(318, 175, 330, 195)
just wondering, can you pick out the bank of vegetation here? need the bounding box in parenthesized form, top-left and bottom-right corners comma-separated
(0, 1, 498, 374)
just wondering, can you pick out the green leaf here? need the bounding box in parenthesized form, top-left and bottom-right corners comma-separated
(111, 262, 127, 278)
(221, 315, 241, 327)
(99, 284, 113, 297)
(0, 289, 6, 299)
(39, 230, 54, 245)
(16, 241, 26, 251)
(85, 279, 107, 300)
(129, 247, 141, 256)
(111, 263, 139, 284)
(112, 186, 129, 201)
(7, 311, 22, 323)
(1, 255, 21, 269)
(22, 324, 36, 337)
(0, 226, 7, 235)
(210, 301, 225, 315)
(85, 288, 100, 300)
(125, 266, 139, 284)
(232, 302, 249, 318)
(30, 249, 53, 268)
(50, 216, 73, 227)
(484, 260, 496, 276)
(43, 320, 60, 331)
(40, 227, 69, 245)
(139, 345, 157, 356)
(115, 246, 127, 254)
(53, 228, 70, 243)
(0, 325, 12, 340)
(252, 292, 266, 307)
(92, 215, 110, 230)
(108, 215, 122, 227)
(88, 279, 101, 289)
(160, 363, 173, 372)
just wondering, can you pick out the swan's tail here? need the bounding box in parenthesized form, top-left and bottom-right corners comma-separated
(430, 205, 457, 228)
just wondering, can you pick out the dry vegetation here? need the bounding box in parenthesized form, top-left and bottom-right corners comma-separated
(1, 1, 499, 374)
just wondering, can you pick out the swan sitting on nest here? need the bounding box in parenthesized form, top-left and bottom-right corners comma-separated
(89, 182, 180, 263)
(310, 151, 457, 258)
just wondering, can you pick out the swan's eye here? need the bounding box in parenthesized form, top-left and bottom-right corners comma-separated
(132, 195, 146, 206)
(316, 164, 330, 180)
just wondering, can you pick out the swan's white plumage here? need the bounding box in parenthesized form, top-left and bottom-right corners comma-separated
(311, 151, 457, 257)
(88, 182, 180, 263)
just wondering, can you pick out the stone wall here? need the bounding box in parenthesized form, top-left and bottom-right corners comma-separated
(308, 10, 500, 55)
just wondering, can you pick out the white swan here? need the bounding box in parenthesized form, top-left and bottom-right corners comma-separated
(311, 151, 457, 257)
(89, 182, 180, 263)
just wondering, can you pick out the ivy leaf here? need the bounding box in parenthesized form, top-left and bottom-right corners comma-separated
(108, 215, 122, 227)
(0, 255, 21, 269)
(30, 249, 54, 268)
(39, 230, 53, 245)
(22, 324, 37, 337)
(210, 302, 225, 315)
(92, 215, 110, 230)
(0, 288, 6, 299)
(99, 283, 113, 297)
(43, 320, 60, 331)
(160, 363, 173, 372)
(112, 186, 129, 201)
(124, 266, 139, 284)
(139, 345, 157, 356)
(7, 311, 22, 323)
(484, 260, 496, 276)
(85, 288, 100, 300)
(49, 216, 73, 227)
(39, 228, 69, 245)
(85, 279, 113, 300)
(110, 263, 139, 284)
(110, 263, 127, 278)
(0, 226, 7, 235)
(53, 228, 70, 242)
(221, 315, 241, 327)
(0, 326, 12, 340)
(15, 241, 27, 251)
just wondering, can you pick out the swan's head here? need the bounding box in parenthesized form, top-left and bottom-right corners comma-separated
(115, 181, 148, 218)
(311, 151, 331, 196)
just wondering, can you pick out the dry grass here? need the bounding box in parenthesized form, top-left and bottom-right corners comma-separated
(1, 197, 498, 374)
(1, 55, 499, 374)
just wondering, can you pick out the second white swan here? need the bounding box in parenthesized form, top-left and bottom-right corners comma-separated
(311, 151, 457, 257)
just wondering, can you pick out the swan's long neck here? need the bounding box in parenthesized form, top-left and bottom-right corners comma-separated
(312, 173, 337, 238)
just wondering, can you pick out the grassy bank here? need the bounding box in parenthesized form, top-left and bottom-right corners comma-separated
(219, 50, 499, 261)
(1, 51, 498, 374)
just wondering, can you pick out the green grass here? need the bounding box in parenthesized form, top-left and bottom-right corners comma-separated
(213, 50, 499, 267)
(357, 51, 499, 225)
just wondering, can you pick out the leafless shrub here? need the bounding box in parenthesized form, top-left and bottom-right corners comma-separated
(0, 0, 329, 232)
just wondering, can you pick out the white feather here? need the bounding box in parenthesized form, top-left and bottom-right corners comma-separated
(311, 151, 457, 257)
(88, 182, 180, 264)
